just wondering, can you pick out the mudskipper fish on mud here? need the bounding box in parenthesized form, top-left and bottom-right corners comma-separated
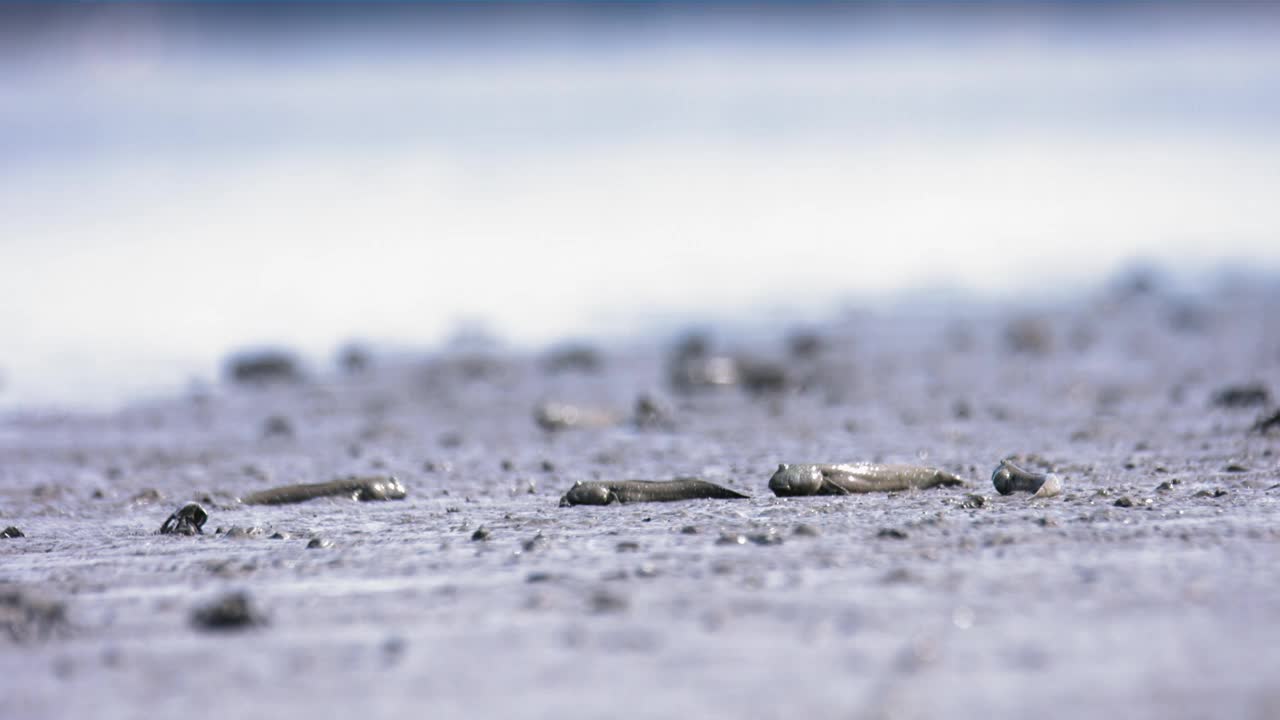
(768, 463, 967, 496)
(241, 476, 407, 505)
(991, 459, 1062, 498)
(559, 479, 748, 506)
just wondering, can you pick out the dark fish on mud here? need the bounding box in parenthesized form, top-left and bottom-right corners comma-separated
(241, 476, 407, 505)
(769, 463, 966, 497)
(560, 479, 749, 506)
(991, 459, 1063, 498)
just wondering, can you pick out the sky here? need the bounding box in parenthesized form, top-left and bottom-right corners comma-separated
(2, 2, 1279, 409)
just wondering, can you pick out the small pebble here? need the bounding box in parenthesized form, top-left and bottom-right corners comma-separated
(792, 524, 820, 537)
(306, 538, 333, 549)
(716, 533, 747, 546)
(748, 530, 783, 546)
(588, 590, 628, 614)
(1192, 489, 1229, 498)
(877, 528, 909, 540)
(523, 532, 546, 552)
(471, 527, 491, 541)
(1, 526, 24, 539)
(1114, 497, 1134, 508)
(191, 591, 266, 631)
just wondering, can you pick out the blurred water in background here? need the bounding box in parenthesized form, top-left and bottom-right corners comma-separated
(2, 2, 1279, 409)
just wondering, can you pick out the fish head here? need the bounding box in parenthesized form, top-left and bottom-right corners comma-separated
(769, 464, 825, 496)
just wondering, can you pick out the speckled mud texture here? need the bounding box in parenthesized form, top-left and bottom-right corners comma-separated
(2, 283, 1279, 720)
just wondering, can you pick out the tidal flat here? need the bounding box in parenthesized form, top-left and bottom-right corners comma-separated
(2, 283, 1279, 719)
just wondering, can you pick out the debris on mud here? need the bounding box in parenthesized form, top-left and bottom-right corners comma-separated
(1004, 316, 1053, 354)
(261, 415, 294, 440)
(225, 348, 302, 386)
(542, 342, 603, 374)
(1192, 489, 1229, 499)
(1251, 408, 1280, 434)
(1210, 383, 1270, 409)
(534, 401, 616, 432)
(1, 586, 69, 644)
(632, 392, 675, 429)
(191, 591, 267, 631)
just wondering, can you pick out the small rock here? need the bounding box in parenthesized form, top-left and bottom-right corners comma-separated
(306, 538, 332, 549)
(526, 572, 554, 583)
(225, 349, 301, 386)
(881, 568, 916, 584)
(261, 415, 294, 440)
(1192, 489, 1229, 498)
(522, 532, 546, 552)
(1113, 496, 1134, 508)
(533, 401, 616, 432)
(616, 541, 640, 553)
(268, 532, 289, 540)
(588, 590, 628, 614)
(130, 488, 162, 504)
(877, 528, 909, 540)
(787, 329, 824, 359)
(542, 343, 603, 374)
(1252, 409, 1280, 434)
(1224, 463, 1249, 473)
(680, 525, 699, 535)
(336, 343, 372, 374)
(792, 524, 820, 537)
(748, 529, 784, 546)
(1005, 317, 1052, 354)
(737, 359, 788, 395)
(471, 527, 491, 541)
(540, 460, 555, 472)
(1, 526, 24, 539)
(224, 526, 265, 539)
(959, 494, 986, 509)
(633, 392, 675, 429)
(715, 533, 747, 546)
(190, 591, 266, 631)
(1, 586, 68, 643)
(1211, 383, 1269, 409)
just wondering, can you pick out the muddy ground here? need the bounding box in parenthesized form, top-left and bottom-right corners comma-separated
(2, 282, 1279, 719)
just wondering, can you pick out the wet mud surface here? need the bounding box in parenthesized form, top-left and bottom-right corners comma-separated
(2, 286, 1279, 719)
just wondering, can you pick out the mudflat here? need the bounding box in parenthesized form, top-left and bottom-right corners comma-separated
(2, 284, 1278, 719)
